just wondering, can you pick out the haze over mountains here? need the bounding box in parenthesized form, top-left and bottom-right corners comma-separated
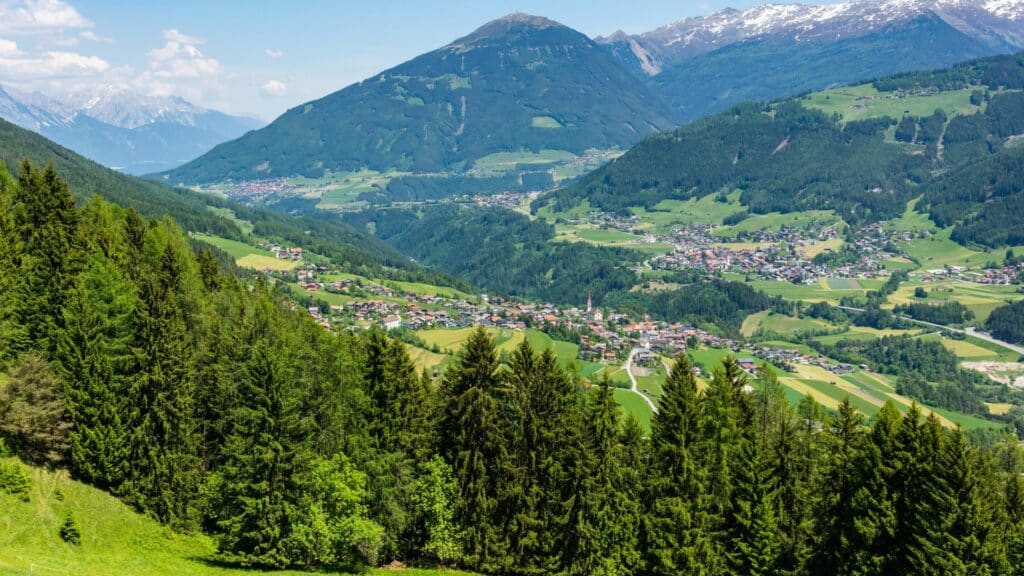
(159, 0, 1024, 188)
(0, 84, 261, 174)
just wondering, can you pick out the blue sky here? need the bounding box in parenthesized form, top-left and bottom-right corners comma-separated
(0, 0, 807, 120)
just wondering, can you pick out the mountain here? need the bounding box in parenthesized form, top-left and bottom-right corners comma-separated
(599, 0, 1024, 122)
(538, 51, 1024, 246)
(0, 85, 261, 175)
(0, 114, 434, 277)
(159, 13, 675, 185)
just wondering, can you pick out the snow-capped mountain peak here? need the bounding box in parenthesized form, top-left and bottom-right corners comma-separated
(602, 0, 1024, 72)
(61, 85, 209, 129)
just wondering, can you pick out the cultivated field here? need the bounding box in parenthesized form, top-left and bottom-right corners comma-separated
(802, 84, 979, 123)
(191, 233, 297, 271)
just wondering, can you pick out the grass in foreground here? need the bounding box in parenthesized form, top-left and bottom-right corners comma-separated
(0, 457, 480, 576)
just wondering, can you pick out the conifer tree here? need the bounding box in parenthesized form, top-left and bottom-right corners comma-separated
(57, 254, 135, 490)
(440, 327, 508, 571)
(11, 162, 80, 352)
(563, 380, 640, 576)
(216, 344, 312, 567)
(0, 167, 27, 365)
(645, 353, 719, 575)
(127, 241, 200, 526)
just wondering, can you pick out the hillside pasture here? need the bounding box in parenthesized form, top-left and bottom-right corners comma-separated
(802, 84, 978, 123)
(191, 233, 297, 271)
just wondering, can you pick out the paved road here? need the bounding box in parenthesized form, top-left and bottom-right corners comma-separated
(837, 305, 1024, 356)
(624, 348, 659, 414)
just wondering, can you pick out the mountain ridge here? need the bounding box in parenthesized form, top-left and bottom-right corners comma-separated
(0, 84, 261, 174)
(158, 13, 675, 185)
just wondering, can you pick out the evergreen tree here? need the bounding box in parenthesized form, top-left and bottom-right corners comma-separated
(56, 254, 135, 490)
(11, 162, 80, 353)
(440, 327, 508, 571)
(644, 354, 719, 575)
(0, 167, 27, 365)
(215, 345, 312, 567)
(127, 241, 200, 526)
(563, 380, 640, 576)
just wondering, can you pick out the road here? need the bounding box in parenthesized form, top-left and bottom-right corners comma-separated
(624, 348, 659, 414)
(836, 305, 1024, 356)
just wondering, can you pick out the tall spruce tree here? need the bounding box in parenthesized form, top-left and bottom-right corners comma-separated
(0, 166, 27, 365)
(645, 353, 719, 576)
(57, 254, 135, 490)
(127, 241, 200, 526)
(440, 327, 508, 571)
(215, 344, 312, 567)
(11, 162, 79, 353)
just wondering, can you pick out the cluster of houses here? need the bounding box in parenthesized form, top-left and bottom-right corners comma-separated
(218, 178, 299, 203)
(921, 264, 1024, 286)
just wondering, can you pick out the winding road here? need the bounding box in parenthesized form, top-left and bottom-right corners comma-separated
(624, 348, 659, 414)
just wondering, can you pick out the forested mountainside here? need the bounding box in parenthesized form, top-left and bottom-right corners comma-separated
(540, 51, 1024, 245)
(160, 14, 674, 184)
(0, 116, 468, 286)
(650, 13, 998, 122)
(4, 164, 1024, 575)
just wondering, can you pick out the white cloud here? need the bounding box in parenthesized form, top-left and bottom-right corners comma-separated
(0, 48, 108, 79)
(0, 0, 91, 34)
(143, 28, 221, 79)
(0, 38, 22, 57)
(261, 79, 287, 97)
(79, 30, 111, 43)
(264, 48, 283, 58)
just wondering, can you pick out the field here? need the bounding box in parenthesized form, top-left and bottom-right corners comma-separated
(741, 311, 829, 338)
(746, 278, 876, 304)
(531, 116, 562, 128)
(711, 209, 839, 237)
(802, 84, 979, 123)
(472, 149, 575, 174)
(191, 233, 296, 271)
(415, 328, 603, 376)
(629, 192, 747, 232)
(684, 343, 1004, 431)
(612, 388, 653, 431)
(888, 280, 1024, 323)
(0, 458, 480, 576)
(553, 224, 672, 256)
(313, 170, 400, 211)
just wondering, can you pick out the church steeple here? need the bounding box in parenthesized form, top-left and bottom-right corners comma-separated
(586, 291, 592, 313)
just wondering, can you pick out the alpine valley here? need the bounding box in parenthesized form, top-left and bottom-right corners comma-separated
(5, 1, 1024, 576)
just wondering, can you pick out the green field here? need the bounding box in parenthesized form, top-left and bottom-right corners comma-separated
(802, 84, 979, 123)
(629, 191, 747, 232)
(0, 458, 480, 576)
(889, 280, 1024, 323)
(711, 209, 839, 237)
(415, 328, 603, 376)
(192, 233, 297, 271)
(746, 278, 873, 304)
(473, 149, 574, 174)
(611, 388, 653, 431)
(313, 170, 399, 211)
(552, 224, 672, 255)
(531, 116, 562, 128)
(741, 311, 830, 338)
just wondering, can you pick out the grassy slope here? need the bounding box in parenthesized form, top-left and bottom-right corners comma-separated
(0, 458, 479, 576)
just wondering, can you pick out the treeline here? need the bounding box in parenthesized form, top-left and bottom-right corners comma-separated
(873, 51, 1024, 93)
(895, 300, 975, 326)
(540, 102, 920, 224)
(343, 204, 641, 306)
(0, 116, 469, 289)
(368, 171, 555, 203)
(8, 164, 1024, 574)
(986, 300, 1024, 344)
(921, 145, 1024, 248)
(813, 335, 1001, 414)
(605, 279, 787, 336)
